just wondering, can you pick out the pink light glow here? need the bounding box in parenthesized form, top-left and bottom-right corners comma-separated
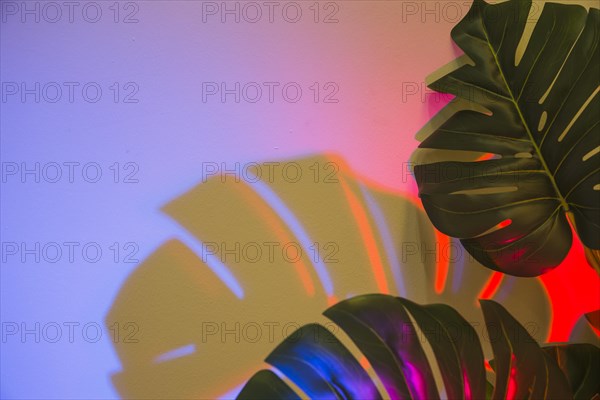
(463, 371, 472, 400)
(506, 355, 517, 400)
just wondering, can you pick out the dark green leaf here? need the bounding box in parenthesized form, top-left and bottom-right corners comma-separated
(237, 370, 300, 400)
(238, 295, 599, 400)
(415, 0, 600, 276)
(480, 300, 572, 399)
(543, 344, 600, 400)
(264, 323, 382, 400)
(397, 298, 487, 399)
(324, 294, 439, 399)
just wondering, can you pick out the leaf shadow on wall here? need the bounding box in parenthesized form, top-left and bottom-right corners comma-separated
(105, 154, 554, 399)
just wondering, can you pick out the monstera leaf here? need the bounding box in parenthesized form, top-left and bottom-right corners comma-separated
(414, 0, 600, 276)
(544, 344, 600, 399)
(238, 294, 600, 399)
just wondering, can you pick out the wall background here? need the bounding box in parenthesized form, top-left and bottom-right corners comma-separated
(1, 0, 598, 399)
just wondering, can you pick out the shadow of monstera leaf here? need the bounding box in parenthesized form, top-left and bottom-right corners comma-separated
(106, 154, 555, 399)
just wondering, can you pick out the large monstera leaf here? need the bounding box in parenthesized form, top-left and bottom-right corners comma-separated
(237, 294, 600, 399)
(414, 0, 600, 276)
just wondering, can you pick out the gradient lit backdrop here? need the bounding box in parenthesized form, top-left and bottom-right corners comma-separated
(1, 1, 599, 399)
